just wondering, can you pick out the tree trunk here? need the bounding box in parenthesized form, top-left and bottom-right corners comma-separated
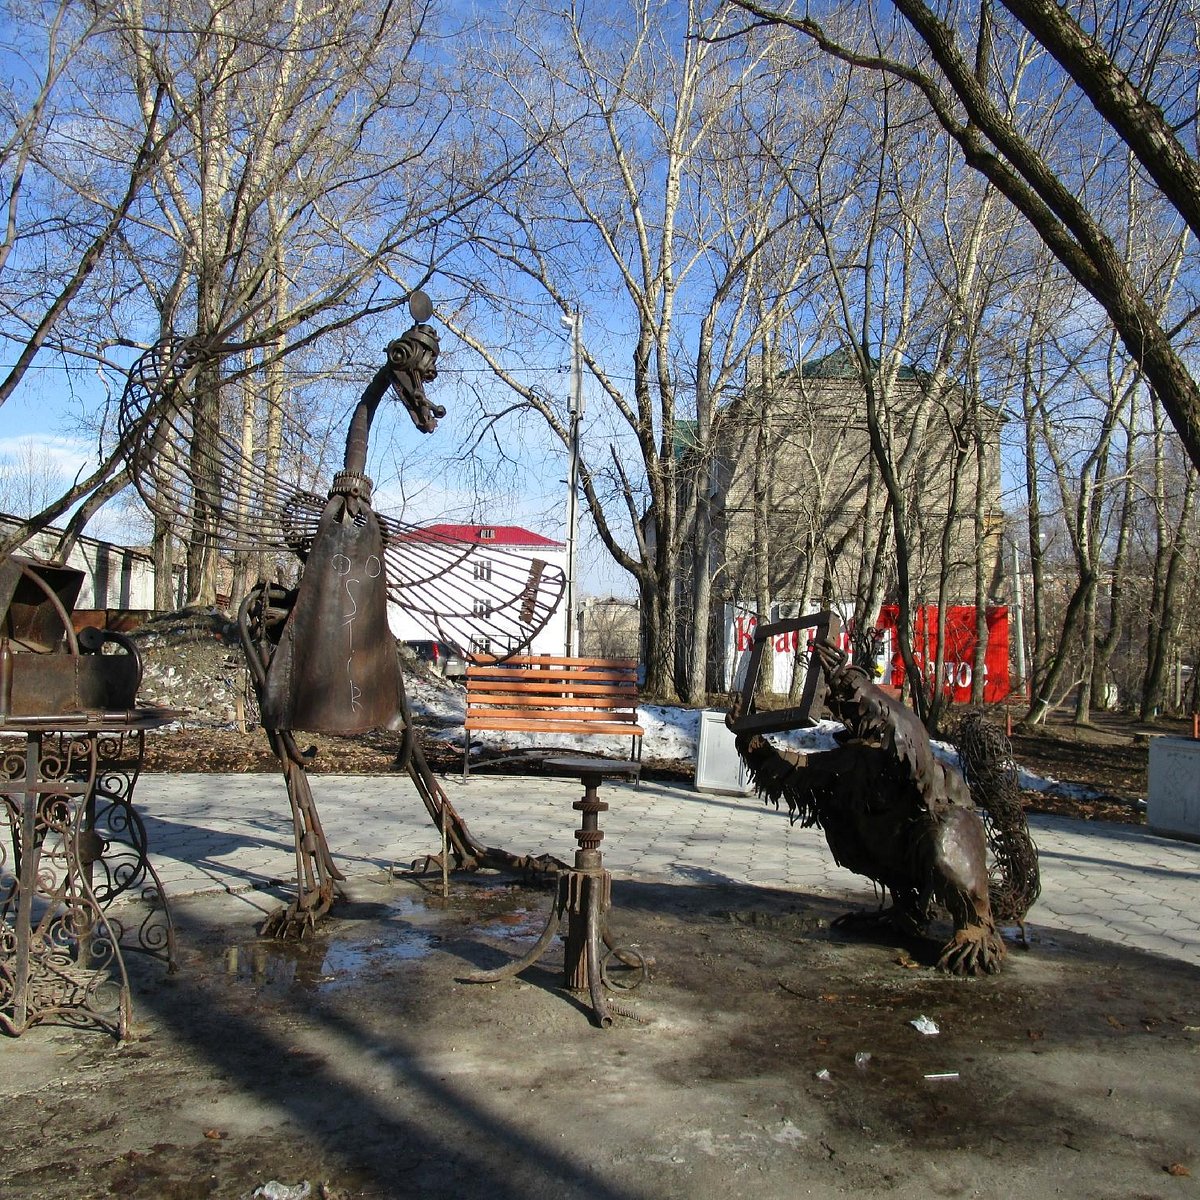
(1141, 461, 1197, 718)
(153, 515, 177, 610)
(752, 356, 773, 699)
(185, 347, 222, 607)
(641, 566, 677, 702)
(1090, 383, 1137, 710)
(1073, 584, 1096, 725)
(686, 463, 715, 701)
(1025, 572, 1095, 726)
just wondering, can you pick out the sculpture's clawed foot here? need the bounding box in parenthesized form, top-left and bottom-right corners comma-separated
(406, 851, 471, 876)
(260, 889, 336, 939)
(937, 925, 1005, 976)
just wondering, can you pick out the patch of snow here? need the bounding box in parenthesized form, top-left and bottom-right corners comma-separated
(405, 675, 466, 725)
(1015, 765, 1102, 801)
(768, 719, 843, 757)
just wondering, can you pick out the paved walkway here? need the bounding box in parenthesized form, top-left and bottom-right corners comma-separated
(133, 771, 1200, 966)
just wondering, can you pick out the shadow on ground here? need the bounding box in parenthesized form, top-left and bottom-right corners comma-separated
(1, 873, 1197, 1200)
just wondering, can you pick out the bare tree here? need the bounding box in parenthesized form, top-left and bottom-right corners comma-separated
(728, 0, 1200, 475)
(0, 0, 175, 410)
(992, 154, 1195, 727)
(0, 439, 69, 517)
(776, 69, 1012, 726)
(109, 0, 463, 600)
(2, 0, 522, 594)
(443, 0, 815, 699)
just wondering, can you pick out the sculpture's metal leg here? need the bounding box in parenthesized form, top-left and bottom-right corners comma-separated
(259, 729, 345, 939)
(238, 588, 345, 938)
(404, 737, 564, 878)
(404, 738, 483, 870)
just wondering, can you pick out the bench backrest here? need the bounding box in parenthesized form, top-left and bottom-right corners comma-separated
(464, 654, 642, 734)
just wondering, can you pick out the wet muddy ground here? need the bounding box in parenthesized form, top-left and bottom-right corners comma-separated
(2, 873, 1197, 1200)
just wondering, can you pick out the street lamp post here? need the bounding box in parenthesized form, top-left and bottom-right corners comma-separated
(561, 312, 583, 657)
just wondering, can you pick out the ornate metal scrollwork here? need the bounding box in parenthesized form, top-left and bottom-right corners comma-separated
(0, 733, 130, 1037)
(0, 724, 176, 1038)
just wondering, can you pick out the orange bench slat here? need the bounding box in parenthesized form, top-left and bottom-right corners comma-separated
(465, 717, 645, 736)
(467, 705, 641, 723)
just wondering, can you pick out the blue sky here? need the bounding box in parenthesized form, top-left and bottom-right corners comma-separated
(0, 321, 638, 597)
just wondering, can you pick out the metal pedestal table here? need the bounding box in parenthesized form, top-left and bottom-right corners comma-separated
(464, 755, 647, 1027)
(0, 712, 177, 1038)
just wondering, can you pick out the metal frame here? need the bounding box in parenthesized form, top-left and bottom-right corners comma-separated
(0, 720, 176, 1038)
(727, 610, 841, 735)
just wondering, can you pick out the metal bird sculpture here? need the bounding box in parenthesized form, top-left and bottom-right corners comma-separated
(728, 613, 1037, 976)
(119, 293, 566, 934)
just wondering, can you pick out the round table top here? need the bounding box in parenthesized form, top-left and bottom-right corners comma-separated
(544, 755, 641, 779)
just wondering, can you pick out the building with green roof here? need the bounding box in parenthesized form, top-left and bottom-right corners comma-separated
(677, 346, 1006, 690)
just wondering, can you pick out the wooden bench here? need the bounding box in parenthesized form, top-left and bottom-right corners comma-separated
(462, 654, 643, 779)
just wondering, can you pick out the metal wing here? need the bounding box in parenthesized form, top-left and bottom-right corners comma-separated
(249, 491, 565, 657)
(118, 336, 323, 554)
(118, 338, 566, 656)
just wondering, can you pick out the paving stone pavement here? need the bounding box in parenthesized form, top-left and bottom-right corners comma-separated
(133, 771, 1200, 966)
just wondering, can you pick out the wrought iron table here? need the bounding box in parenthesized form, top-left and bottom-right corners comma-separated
(0, 710, 177, 1038)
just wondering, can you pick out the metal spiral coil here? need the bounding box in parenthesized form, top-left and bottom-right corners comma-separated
(954, 711, 1041, 925)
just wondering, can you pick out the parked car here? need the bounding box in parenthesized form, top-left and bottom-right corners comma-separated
(403, 639, 467, 681)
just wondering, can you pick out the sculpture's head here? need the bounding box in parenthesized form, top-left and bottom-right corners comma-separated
(385, 321, 445, 434)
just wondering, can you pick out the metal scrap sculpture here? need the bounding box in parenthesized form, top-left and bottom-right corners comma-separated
(120, 293, 566, 935)
(0, 557, 177, 1035)
(954, 710, 1041, 936)
(729, 613, 1039, 976)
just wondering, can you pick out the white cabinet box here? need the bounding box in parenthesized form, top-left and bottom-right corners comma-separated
(694, 709, 754, 795)
(1148, 736, 1200, 842)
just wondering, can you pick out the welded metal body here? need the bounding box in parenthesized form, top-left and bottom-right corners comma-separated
(241, 311, 562, 937)
(259, 479, 404, 736)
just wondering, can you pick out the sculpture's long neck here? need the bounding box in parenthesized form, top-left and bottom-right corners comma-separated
(343, 366, 391, 476)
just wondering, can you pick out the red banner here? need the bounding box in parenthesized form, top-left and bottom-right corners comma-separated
(876, 604, 1009, 703)
(728, 604, 1010, 702)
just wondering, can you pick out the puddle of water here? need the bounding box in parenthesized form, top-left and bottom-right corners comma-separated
(409, 878, 552, 942)
(473, 909, 547, 943)
(223, 925, 436, 995)
(321, 931, 436, 981)
(218, 881, 555, 995)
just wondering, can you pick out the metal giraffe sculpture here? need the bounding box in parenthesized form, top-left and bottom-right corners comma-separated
(120, 294, 567, 936)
